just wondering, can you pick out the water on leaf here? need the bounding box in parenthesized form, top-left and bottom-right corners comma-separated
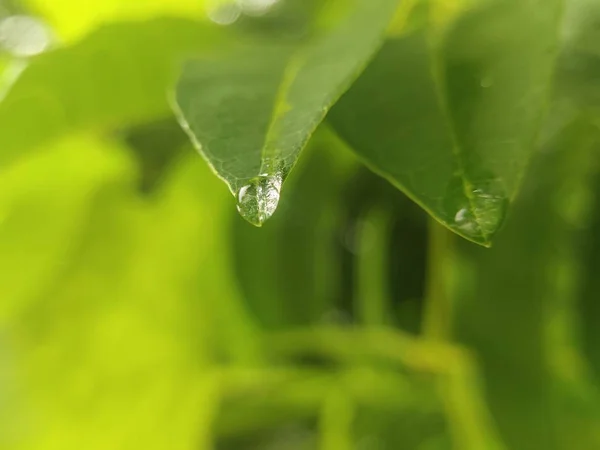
(452, 187, 508, 244)
(454, 207, 478, 237)
(236, 174, 282, 227)
(444, 176, 509, 244)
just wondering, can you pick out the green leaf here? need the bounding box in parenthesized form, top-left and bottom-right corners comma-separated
(329, 0, 563, 246)
(173, 0, 400, 227)
(453, 118, 600, 449)
(0, 18, 227, 169)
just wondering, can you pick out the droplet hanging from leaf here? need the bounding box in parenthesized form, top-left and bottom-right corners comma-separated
(329, 0, 564, 246)
(236, 174, 282, 227)
(173, 0, 401, 226)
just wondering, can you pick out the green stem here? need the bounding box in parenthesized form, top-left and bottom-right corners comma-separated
(424, 219, 454, 341)
(355, 206, 392, 327)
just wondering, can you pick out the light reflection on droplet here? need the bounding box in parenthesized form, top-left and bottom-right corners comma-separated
(239, 0, 280, 16)
(207, 2, 242, 26)
(0, 15, 50, 57)
(453, 207, 478, 236)
(454, 208, 467, 223)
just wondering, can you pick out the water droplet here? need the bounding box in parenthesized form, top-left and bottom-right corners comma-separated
(454, 207, 478, 236)
(453, 188, 508, 243)
(445, 176, 508, 244)
(236, 174, 282, 227)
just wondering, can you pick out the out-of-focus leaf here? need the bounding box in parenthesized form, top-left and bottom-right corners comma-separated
(230, 0, 323, 41)
(155, 152, 262, 365)
(174, 0, 399, 227)
(580, 170, 600, 384)
(25, 0, 207, 42)
(329, 0, 563, 246)
(121, 117, 191, 193)
(0, 18, 227, 169)
(0, 134, 133, 322)
(3, 136, 260, 449)
(454, 118, 600, 450)
(554, 0, 600, 119)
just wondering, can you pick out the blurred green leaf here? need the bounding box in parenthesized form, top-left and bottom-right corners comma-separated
(121, 117, 191, 193)
(24, 0, 208, 42)
(329, 0, 563, 246)
(580, 169, 600, 384)
(553, 0, 600, 124)
(1, 135, 261, 449)
(0, 134, 132, 321)
(0, 18, 227, 169)
(173, 0, 399, 227)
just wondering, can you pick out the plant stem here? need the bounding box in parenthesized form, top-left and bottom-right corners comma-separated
(355, 206, 392, 327)
(423, 219, 454, 341)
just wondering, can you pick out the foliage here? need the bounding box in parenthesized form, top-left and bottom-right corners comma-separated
(1, 0, 600, 449)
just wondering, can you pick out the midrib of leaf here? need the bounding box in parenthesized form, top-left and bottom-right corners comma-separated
(259, 52, 304, 177)
(427, 30, 491, 244)
(259, 0, 343, 180)
(259, 0, 398, 182)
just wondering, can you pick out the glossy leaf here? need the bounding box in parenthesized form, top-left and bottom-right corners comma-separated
(174, 0, 400, 226)
(0, 18, 227, 169)
(329, 0, 563, 246)
(454, 118, 600, 449)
